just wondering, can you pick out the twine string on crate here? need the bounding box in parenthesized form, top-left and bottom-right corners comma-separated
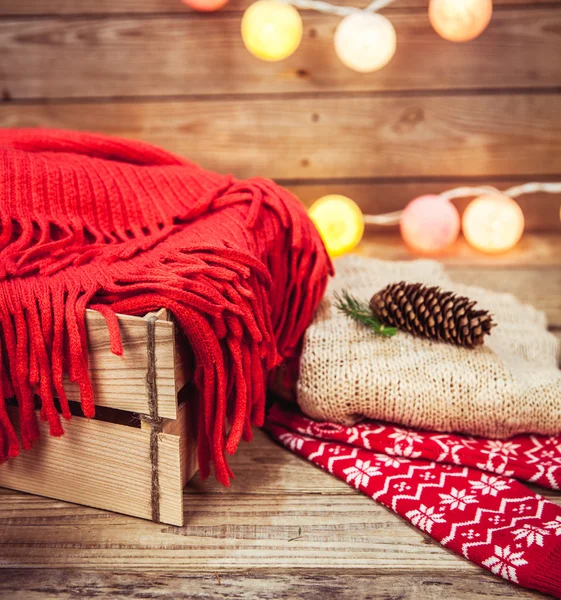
(141, 313, 164, 523)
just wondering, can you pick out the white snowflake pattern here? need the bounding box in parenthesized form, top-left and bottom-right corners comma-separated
(278, 432, 304, 452)
(357, 424, 387, 449)
(430, 435, 476, 464)
(386, 444, 422, 459)
(544, 516, 561, 536)
(469, 474, 511, 497)
(405, 504, 446, 533)
(327, 446, 343, 455)
(476, 457, 515, 477)
(512, 524, 550, 547)
(542, 455, 561, 467)
(389, 428, 423, 445)
(482, 545, 528, 583)
(393, 481, 411, 492)
(343, 459, 381, 488)
(483, 440, 520, 457)
(439, 488, 478, 511)
(381, 455, 402, 468)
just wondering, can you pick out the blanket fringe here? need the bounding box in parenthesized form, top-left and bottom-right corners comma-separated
(0, 176, 331, 484)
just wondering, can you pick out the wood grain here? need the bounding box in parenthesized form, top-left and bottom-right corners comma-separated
(0, 0, 557, 14)
(0, 430, 559, 573)
(64, 310, 178, 419)
(357, 232, 561, 263)
(0, 569, 547, 599)
(1, 9, 560, 99)
(2, 94, 560, 180)
(288, 179, 561, 232)
(0, 403, 189, 525)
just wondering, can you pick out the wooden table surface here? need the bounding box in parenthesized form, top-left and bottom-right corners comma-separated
(0, 233, 560, 600)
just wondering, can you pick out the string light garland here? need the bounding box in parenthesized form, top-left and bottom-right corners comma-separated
(239, 0, 494, 71)
(309, 182, 561, 257)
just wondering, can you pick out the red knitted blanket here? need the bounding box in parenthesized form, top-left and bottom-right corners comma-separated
(0, 129, 331, 484)
(266, 404, 561, 599)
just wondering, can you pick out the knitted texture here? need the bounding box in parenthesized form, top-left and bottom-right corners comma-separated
(297, 255, 561, 438)
(0, 128, 332, 485)
(266, 404, 561, 599)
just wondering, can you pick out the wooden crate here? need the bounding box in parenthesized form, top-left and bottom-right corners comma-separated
(0, 309, 198, 526)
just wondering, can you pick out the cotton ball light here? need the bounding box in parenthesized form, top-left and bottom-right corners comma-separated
(400, 195, 460, 254)
(241, 0, 303, 62)
(462, 194, 524, 254)
(309, 195, 365, 257)
(334, 12, 396, 73)
(182, 0, 229, 12)
(429, 0, 493, 42)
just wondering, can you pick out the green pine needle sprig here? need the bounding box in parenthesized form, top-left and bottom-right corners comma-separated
(333, 290, 397, 338)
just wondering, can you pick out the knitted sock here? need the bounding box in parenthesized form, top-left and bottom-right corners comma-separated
(265, 404, 561, 599)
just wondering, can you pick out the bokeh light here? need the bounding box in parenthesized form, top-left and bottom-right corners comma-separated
(334, 12, 396, 73)
(309, 194, 365, 257)
(429, 0, 493, 42)
(400, 194, 461, 254)
(182, 0, 229, 12)
(241, 0, 303, 61)
(462, 194, 525, 253)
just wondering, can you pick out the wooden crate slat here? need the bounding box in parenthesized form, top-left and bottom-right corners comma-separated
(0, 402, 194, 526)
(0, 9, 559, 98)
(2, 94, 560, 180)
(62, 309, 178, 419)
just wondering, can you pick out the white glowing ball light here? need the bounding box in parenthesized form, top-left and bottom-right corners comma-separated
(462, 194, 525, 254)
(429, 0, 493, 43)
(334, 12, 397, 73)
(241, 0, 303, 62)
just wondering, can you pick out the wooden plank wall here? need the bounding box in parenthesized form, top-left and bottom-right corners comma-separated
(0, 0, 560, 229)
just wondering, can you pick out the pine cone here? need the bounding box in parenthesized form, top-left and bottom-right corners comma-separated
(369, 282, 495, 348)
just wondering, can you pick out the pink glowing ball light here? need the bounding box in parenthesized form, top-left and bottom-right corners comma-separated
(400, 194, 461, 254)
(182, 0, 229, 12)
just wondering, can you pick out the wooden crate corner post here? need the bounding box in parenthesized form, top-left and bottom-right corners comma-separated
(0, 309, 197, 526)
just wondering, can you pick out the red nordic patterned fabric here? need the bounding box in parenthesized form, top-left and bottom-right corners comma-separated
(266, 404, 561, 598)
(0, 129, 332, 484)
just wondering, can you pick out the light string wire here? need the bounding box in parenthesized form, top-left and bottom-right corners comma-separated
(270, 0, 561, 228)
(279, 0, 395, 17)
(362, 182, 561, 225)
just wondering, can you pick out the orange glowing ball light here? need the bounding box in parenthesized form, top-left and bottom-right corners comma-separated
(429, 0, 493, 42)
(400, 195, 461, 254)
(182, 0, 230, 11)
(462, 194, 525, 253)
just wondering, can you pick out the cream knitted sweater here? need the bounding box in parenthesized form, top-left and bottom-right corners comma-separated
(297, 256, 561, 438)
